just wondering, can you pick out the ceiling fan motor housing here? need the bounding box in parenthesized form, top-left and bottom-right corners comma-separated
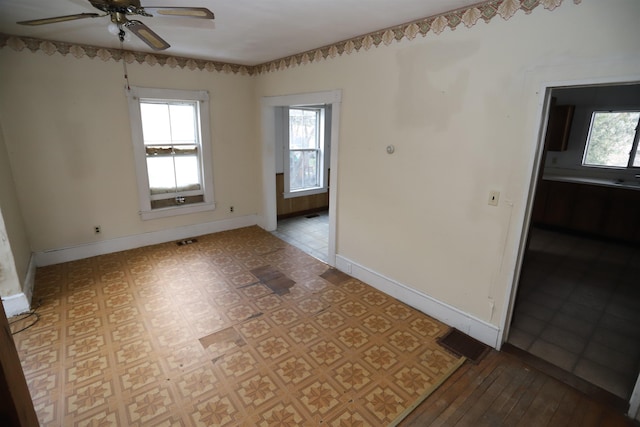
(89, 0, 148, 16)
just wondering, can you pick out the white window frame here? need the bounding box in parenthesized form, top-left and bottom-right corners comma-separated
(127, 86, 215, 220)
(283, 106, 329, 199)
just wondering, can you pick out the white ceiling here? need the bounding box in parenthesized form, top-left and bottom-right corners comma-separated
(0, 0, 481, 65)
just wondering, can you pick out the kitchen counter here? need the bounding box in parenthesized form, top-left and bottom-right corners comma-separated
(543, 174, 640, 191)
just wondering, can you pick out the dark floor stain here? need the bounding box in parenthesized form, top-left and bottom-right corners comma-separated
(437, 328, 490, 364)
(250, 265, 295, 295)
(199, 327, 246, 350)
(320, 268, 351, 286)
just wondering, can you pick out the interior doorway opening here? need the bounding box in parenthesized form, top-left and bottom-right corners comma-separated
(272, 104, 331, 262)
(507, 82, 640, 409)
(260, 90, 341, 267)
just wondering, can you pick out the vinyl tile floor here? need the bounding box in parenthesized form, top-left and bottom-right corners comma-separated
(508, 227, 640, 400)
(10, 226, 463, 426)
(271, 211, 329, 263)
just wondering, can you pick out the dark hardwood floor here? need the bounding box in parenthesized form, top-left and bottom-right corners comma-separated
(399, 349, 638, 427)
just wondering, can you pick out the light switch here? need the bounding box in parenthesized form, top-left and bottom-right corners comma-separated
(488, 190, 500, 206)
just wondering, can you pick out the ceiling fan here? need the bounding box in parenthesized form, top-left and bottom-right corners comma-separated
(17, 0, 215, 51)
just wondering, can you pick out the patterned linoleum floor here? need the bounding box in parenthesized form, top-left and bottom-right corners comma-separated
(11, 226, 463, 426)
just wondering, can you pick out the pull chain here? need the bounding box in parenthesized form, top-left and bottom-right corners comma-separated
(119, 28, 131, 91)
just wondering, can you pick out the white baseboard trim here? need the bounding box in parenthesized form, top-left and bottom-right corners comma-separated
(23, 253, 36, 304)
(34, 215, 258, 266)
(2, 292, 30, 317)
(335, 255, 500, 349)
(1, 255, 37, 317)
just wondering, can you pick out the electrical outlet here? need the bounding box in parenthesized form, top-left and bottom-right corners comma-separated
(229, 206, 234, 213)
(94, 226, 101, 234)
(488, 191, 500, 206)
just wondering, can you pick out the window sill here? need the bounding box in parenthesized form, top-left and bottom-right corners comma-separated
(140, 202, 216, 220)
(283, 188, 327, 199)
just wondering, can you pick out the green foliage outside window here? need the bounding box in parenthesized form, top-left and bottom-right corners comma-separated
(583, 112, 640, 167)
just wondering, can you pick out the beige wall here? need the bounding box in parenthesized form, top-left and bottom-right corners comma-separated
(0, 50, 260, 252)
(255, 0, 640, 326)
(0, 121, 30, 296)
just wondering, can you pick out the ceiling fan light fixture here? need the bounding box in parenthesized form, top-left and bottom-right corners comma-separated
(107, 22, 130, 41)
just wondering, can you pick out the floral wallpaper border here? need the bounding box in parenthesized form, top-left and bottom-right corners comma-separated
(0, 0, 580, 76)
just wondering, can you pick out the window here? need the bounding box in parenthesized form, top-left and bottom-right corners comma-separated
(127, 87, 214, 220)
(284, 107, 327, 198)
(583, 111, 640, 168)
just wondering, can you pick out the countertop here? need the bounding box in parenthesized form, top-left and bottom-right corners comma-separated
(543, 174, 640, 191)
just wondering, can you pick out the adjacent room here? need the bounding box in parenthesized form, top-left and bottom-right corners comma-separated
(508, 83, 640, 402)
(0, 0, 639, 425)
(271, 103, 333, 263)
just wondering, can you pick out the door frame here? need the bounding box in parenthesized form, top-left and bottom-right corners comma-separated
(499, 77, 640, 418)
(259, 90, 342, 266)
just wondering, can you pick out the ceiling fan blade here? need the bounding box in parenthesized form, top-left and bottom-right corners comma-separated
(17, 13, 101, 26)
(143, 7, 214, 19)
(126, 20, 170, 50)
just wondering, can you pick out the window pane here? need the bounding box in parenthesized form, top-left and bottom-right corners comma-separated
(147, 157, 176, 194)
(140, 103, 171, 144)
(146, 147, 201, 194)
(169, 104, 196, 144)
(290, 150, 318, 191)
(303, 151, 319, 188)
(583, 112, 640, 167)
(174, 155, 201, 191)
(289, 109, 318, 149)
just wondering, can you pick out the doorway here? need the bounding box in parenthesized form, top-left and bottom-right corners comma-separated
(259, 90, 342, 266)
(507, 83, 640, 404)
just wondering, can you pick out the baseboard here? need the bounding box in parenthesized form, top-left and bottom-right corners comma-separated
(335, 255, 500, 348)
(34, 215, 258, 266)
(1, 293, 30, 317)
(22, 254, 36, 305)
(1, 254, 37, 317)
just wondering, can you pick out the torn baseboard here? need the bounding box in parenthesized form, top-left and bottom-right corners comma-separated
(1, 254, 36, 317)
(2, 292, 30, 317)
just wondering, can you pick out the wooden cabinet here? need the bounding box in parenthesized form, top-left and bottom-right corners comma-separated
(570, 184, 609, 233)
(544, 99, 575, 152)
(275, 173, 329, 219)
(531, 179, 549, 224)
(532, 180, 640, 243)
(542, 181, 575, 227)
(602, 189, 640, 241)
